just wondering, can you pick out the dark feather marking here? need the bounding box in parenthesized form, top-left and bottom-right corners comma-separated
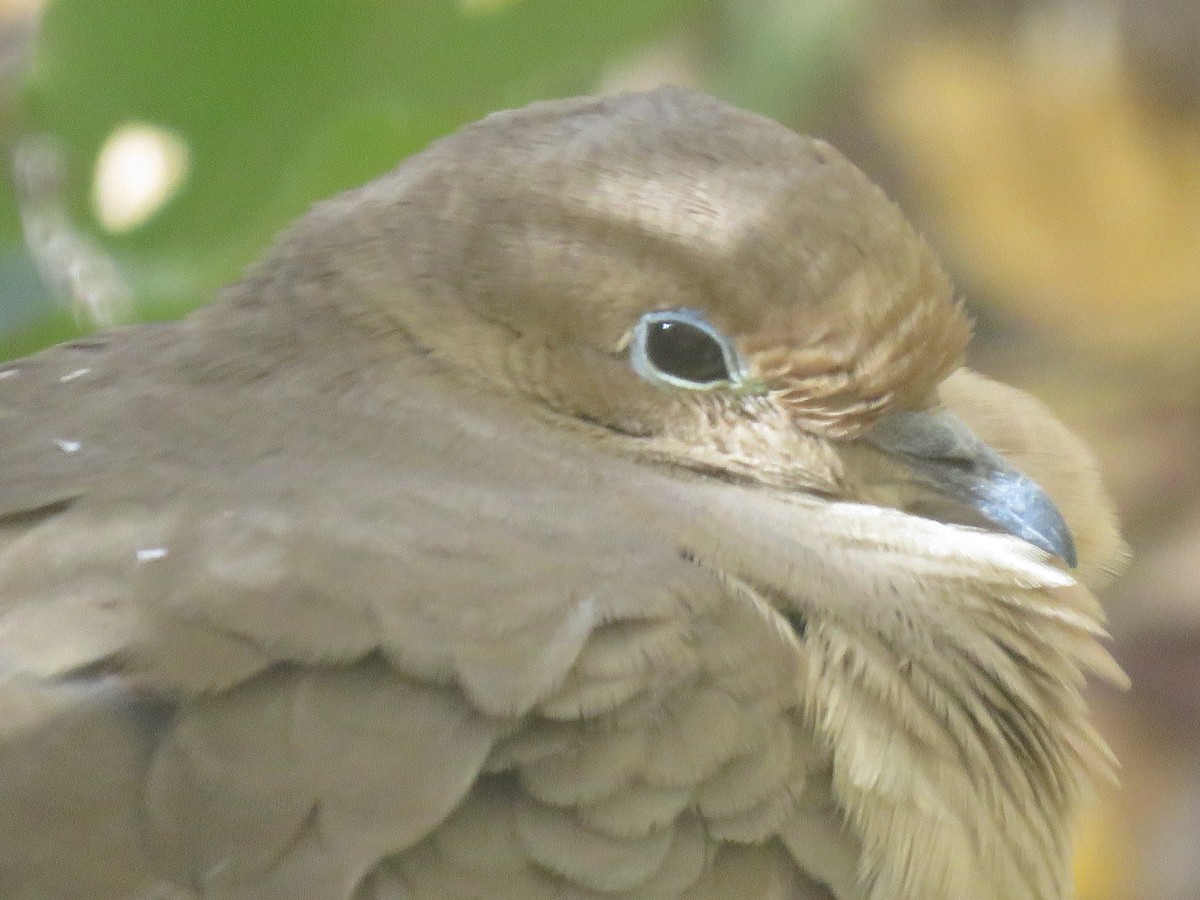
(0, 496, 77, 530)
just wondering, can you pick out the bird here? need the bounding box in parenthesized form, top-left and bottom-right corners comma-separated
(0, 87, 1127, 900)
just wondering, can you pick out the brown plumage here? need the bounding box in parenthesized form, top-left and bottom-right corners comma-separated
(0, 88, 1125, 899)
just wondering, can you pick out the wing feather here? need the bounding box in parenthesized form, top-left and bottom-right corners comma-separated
(0, 329, 738, 898)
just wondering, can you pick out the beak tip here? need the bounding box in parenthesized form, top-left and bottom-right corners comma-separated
(1062, 539, 1078, 570)
(1031, 525, 1078, 569)
(976, 476, 1079, 569)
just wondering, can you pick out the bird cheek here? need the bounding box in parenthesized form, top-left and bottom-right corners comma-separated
(824, 441, 916, 509)
(505, 341, 662, 437)
(765, 425, 858, 499)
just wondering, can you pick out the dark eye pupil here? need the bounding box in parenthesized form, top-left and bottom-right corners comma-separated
(644, 319, 730, 384)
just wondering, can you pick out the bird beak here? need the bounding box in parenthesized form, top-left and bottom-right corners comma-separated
(865, 409, 1078, 567)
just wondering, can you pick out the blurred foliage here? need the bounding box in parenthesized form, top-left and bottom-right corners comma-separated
(0, 0, 717, 357)
(707, 0, 867, 123)
(868, 28, 1200, 366)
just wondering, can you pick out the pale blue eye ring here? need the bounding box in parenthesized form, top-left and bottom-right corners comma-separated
(630, 309, 745, 390)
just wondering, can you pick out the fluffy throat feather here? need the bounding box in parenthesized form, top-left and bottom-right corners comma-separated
(802, 578, 1122, 900)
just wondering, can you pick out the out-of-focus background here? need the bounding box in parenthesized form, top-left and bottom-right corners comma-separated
(0, 1, 1195, 896)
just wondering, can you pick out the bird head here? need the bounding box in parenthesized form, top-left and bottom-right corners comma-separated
(277, 88, 1088, 569)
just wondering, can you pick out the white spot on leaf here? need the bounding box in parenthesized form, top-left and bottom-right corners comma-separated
(92, 123, 190, 233)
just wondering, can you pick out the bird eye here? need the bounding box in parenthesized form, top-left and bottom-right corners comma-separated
(630, 309, 741, 390)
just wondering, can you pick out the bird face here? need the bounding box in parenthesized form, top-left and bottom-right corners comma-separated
(311, 88, 1073, 567)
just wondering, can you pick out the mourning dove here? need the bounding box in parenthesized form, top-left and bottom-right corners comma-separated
(0, 88, 1126, 900)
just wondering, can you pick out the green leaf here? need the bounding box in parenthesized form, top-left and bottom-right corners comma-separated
(5, 0, 705, 353)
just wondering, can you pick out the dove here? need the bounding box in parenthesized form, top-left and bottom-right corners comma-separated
(0, 87, 1126, 900)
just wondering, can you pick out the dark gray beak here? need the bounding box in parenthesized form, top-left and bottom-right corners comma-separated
(867, 409, 1077, 567)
